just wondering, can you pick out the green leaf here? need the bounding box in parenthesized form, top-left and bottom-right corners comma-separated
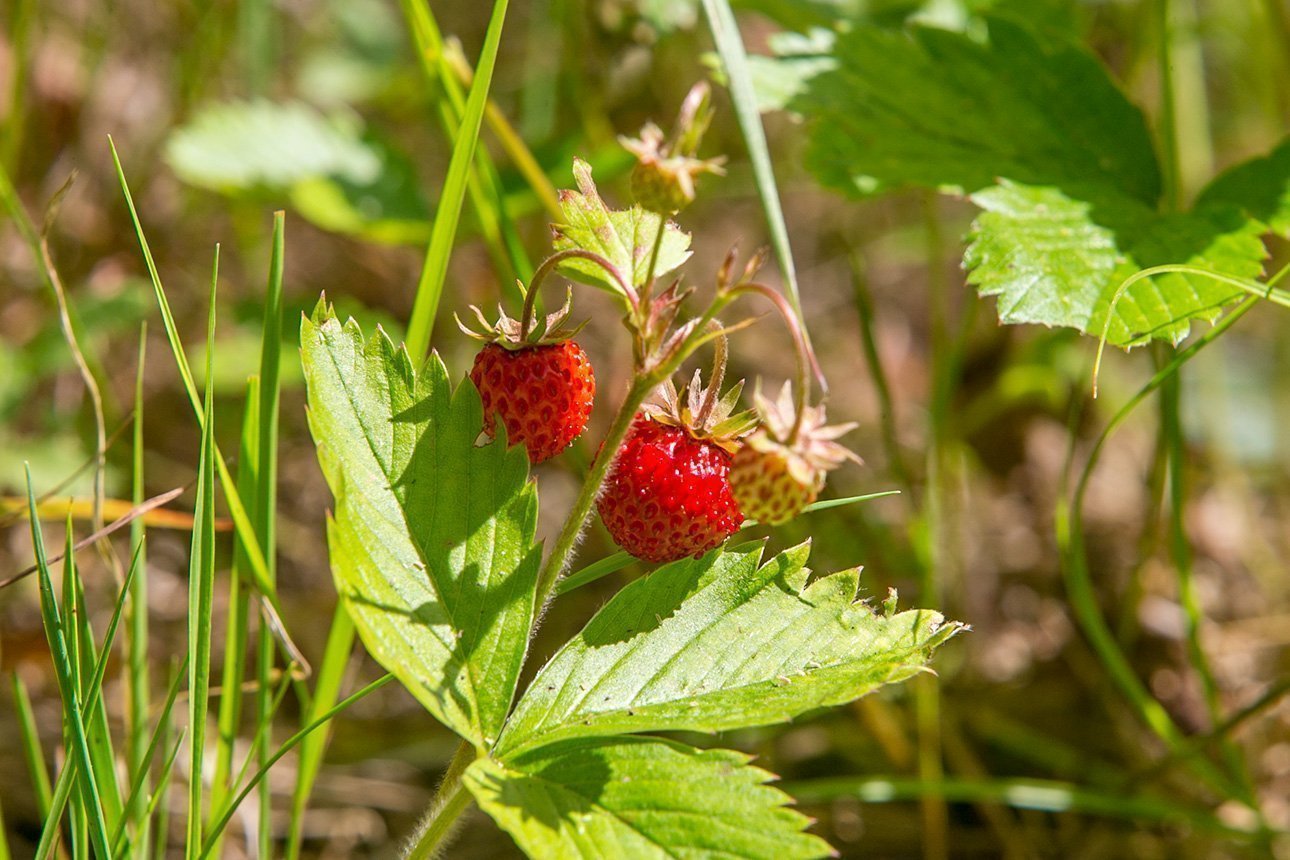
(552, 158, 692, 293)
(165, 100, 382, 191)
(793, 17, 1159, 203)
(1195, 136, 1290, 235)
(165, 101, 430, 245)
(301, 304, 540, 749)
(496, 541, 961, 758)
(465, 737, 831, 860)
(790, 17, 1271, 345)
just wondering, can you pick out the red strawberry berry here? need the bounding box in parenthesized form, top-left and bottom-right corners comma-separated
(597, 416, 742, 563)
(458, 290, 594, 465)
(470, 340, 594, 464)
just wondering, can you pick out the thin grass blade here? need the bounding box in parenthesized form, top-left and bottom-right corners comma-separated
(404, 0, 511, 361)
(184, 249, 220, 860)
(701, 0, 815, 362)
(12, 673, 53, 818)
(285, 605, 355, 860)
(26, 471, 112, 859)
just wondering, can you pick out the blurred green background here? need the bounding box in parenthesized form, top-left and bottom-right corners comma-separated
(2, 0, 1290, 856)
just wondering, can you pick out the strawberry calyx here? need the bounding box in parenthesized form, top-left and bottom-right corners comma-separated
(455, 288, 587, 352)
(641, 369, 757, 455)
(619, 82, 726, 214)
(745, 381, 861, 490)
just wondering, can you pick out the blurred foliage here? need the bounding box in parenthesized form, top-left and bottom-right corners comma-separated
(3, 0, 1290, 857)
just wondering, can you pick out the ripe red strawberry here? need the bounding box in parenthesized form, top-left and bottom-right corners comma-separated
(730, 383, 860, 526)
(470, 341, 594, 464)
(459, 293, 594, 464)
(597, 371, 754, 563)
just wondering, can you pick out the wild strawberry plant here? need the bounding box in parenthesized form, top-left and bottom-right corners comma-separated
(300, 87, 962, 857)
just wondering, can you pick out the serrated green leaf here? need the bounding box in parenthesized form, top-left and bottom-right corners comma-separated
(466, 737, 831, 860)
(552, 158, 692, 293)
(793, 17, 1159, 203)
(496, 541, 961, 758)
(965, 182, 1265, 345)
(789, 17, 1271, 345)
(1195, 136, 1290, 235)
(301, 305, 540, 749)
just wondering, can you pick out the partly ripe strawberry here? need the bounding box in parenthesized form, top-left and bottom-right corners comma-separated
(730, 383, 860, 525)
(597, 371, 755, 563)
(459, 292, 594, 464)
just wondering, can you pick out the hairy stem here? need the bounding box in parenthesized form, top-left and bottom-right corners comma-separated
(533, 376, 651, 608)
(405, 745, 477, 860)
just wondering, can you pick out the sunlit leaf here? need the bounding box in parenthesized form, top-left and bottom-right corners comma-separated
(552, 158, 692, 294)
(496, 541, 961, 757)
(301, 303, 540, 748)
(466, 737, 831, 860)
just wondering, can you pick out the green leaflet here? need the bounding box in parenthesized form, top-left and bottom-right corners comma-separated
(552, 158, 692, 294)
(301, 304, 540, 749)
(165, 100, 430, 245)
(1196, 136, 1290, 235)
(964, 183, 1266, 345)
(788, 16, 1277, 345)
(465, 737, 831, 860)
(496, 541, 962, 758)
(794, 17, 1160, 204)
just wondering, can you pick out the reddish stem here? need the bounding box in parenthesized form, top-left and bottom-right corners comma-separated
(520, 249, 635, 340)
(728, 282, 822, 444)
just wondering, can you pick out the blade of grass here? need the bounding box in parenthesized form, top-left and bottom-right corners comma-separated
(700, 0, 814, 362)
(441, 38, 562, 219)
(200, 674, 396, 858)
(184, 248, 220, 860)
(219, 668, 294, 824)
(109, 142, 309, 680)
(64, 529, 125, 834)
(152, 660, 181, 860)
(30, 542, 145, 860)
(255, 211, 286, 859)
(404, 0, 511, 361)
(26, 471, 112, 860)
(284, 605, 355, 860)
(401, 2, 527, 291)
(62, 519, 90, 860)
(111, 654, 190, 857)
(206, 376, 259, 860)
(35, 761, 77, 860)
(126, 322, 151, 856)
(12, 673, 54, 819)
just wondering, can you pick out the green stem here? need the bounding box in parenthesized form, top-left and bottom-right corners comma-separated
(726, 282, 819, 443)
(533, 376, 651, 607)
(405, 745, 477, 860)
(1157, 0, 1180, 211)
(642, 217, 667, 304)
(1058, 297, 1259, 801)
